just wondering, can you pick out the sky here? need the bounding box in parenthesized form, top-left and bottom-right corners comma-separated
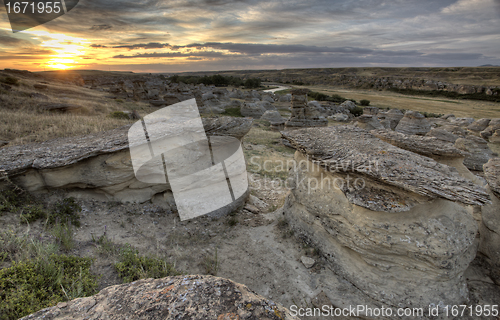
(0, 0, 500, 72)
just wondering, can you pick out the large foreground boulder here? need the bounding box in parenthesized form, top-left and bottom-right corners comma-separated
(281, 126, 489, 309)
(21, 275, 297, 320)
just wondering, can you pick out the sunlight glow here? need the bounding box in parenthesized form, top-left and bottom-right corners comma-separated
(25, 30, 90, 70)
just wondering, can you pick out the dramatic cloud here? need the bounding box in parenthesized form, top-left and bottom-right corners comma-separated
(0, 0, 499, 71)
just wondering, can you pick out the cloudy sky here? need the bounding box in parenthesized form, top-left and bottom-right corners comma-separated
(0, 0, 500, 72)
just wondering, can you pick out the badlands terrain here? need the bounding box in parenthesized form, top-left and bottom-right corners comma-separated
(0, 67, 500, 319)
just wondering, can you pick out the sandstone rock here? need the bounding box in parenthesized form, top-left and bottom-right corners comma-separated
(241, 102, 266, 118)
(260, 110, 285, 125)
(382, 108, 404, 130)
(442, 114, 455, 120)
(300, 256, 315, 269)
(455, 136, 495, 171)
(285, 89, 327, 128)
(331, 113, 349, 122)
(468, 118, 491, 132)
(340, 100, 357, 111)
(0, 141, 8, 148)
(244, 203, 259, 214)
(163, 94, 182, 106)
(281, 126, 489, 309)
(363, 106, 378, 115)
(371, 129, 468, 158)
(355, 115, 384, 130)
(248, 194, 268, 211)
(450, 117, 475, 127)
(278, 94, 291, 102)
(0, 116, 252, 206)
(395, 110, 431, 135)
(21, 275, 298, 320)
(149, 100, 168, 107)
(426, 128, 460, 143)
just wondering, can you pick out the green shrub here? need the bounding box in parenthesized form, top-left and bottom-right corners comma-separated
(19, 204, 46, 224)
(0, 254, 98, 320)
(244, 78, 261, 88)
(360, 99, 370, 106)
(51, 223, 74, 251)
(222, 107, 243, 117)
(1, 76, 19, 86)
(421, 111, 444, 118)
(114, 244, 180, 283)
(48, 198, 81, 227)
(109, 111, 129, 119)
(350, 106, 364, 117)
(0, 188, 47, 223)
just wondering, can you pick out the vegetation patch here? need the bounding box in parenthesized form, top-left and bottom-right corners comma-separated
(389, 88, 500, 103)
(1, 76, 19, 86)
(48, 198, 82, 227)
(360, 99, 371, 106)
(0, 254, 98, 320)
(222, 107, 243, 117)
(114, 244, 180, 283)
(109, 111, 130, 120)
(168, 74, 262, 88)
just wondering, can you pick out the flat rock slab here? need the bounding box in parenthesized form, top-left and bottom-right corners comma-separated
(371, 129, 468, 158)
(281, 125, 489, 206)
(21, 275, 298, 320)
(0, 117, 252, 177)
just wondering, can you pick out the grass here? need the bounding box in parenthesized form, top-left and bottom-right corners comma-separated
(222, 107, 243, 117)
(114, 244, 180, 283)
(0, 254, 98, 320)
(0, 72, 154, 146)
(202, 248, 219, 276)
(51, 223, 74, 251)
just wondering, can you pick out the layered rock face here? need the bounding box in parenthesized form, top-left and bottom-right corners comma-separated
(285, 89, 327, 128)
(21, 275, 298, 320)
(0, 117, 252, 213)
(281, 126, 489, 309)
(455, 135, 495, 171)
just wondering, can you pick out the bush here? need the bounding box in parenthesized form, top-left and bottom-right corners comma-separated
(0, 254, 98, 319)
(109, 111, 129, 120)
(244, 78, 261, 88)
(114, 244, 180, 283)
(48, 198, 81, 227)
(350, 106, 364, 117)
(360, 99, 370, 106)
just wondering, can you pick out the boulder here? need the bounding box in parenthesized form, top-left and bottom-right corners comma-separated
(260, 110, 285, 125)
(240, 102, 266, 118)
(354, 115, 384, 130)
(382, 108, 404, 130)
(455, 136, 495, 171)
(21, 275, 298, 320)
(340, 100, 357, 111)
(331, 113, 349, 122)
(468, 118, 491, 132)
(278, 94, 291, 102)
(395, 110, 431, 135)
(363, 106, 378, 115)
(484, 158, 500, 197)
(449, 117, 475, 127)
(281, 126, 489, 309)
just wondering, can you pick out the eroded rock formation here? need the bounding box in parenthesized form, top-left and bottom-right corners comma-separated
(285, 89, 327, 128)
(395, 110, 431, 135)
(281, 126, 489, 309)
(0, 117, 252, 211)
(21, 275, 298, 320)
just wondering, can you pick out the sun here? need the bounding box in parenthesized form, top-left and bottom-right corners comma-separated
(26, 30, 90, 70)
